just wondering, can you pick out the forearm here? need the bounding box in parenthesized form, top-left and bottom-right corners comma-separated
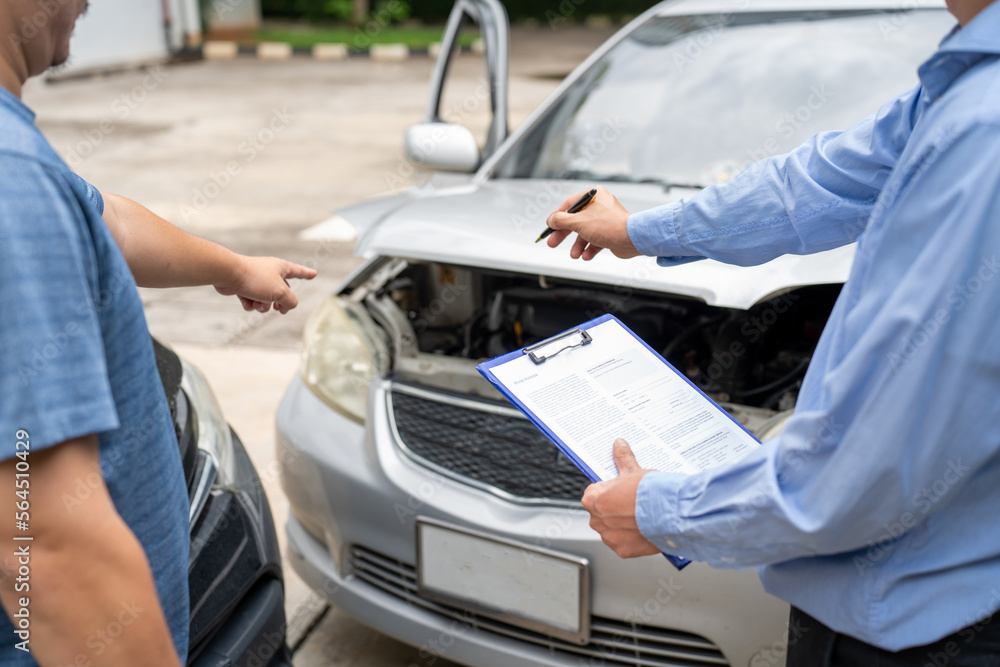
(0, 436, 180, 666)
(101, 191, 243, 289)
(636, 129, 1000, 568)
(629, 88, 919, 266)
(2, 519, 181, 666)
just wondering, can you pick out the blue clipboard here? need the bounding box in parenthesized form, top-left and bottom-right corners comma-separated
(478, 313, 761, 571)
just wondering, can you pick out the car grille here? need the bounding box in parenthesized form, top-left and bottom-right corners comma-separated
(351, 545, 729, 667)
(388, 385, 591, 503)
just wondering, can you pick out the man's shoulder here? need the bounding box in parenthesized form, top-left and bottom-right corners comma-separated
(0, 104, 63, 170)
(939, 56, 1000, 131)
(0, 152, 103, 288)
(0, 151, 86, 231)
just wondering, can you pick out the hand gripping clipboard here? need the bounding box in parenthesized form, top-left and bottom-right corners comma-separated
(478, 314, 763, 571)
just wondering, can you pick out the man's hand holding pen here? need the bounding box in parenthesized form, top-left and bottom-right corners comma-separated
(544, 185, 640, 261)
(541, 188, 653, 554)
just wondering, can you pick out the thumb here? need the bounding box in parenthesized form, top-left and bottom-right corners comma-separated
(546, 210, 579, 231)
(612, 439, 641, 475)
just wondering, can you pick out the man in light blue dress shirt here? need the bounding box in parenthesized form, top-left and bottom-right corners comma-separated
(547, 0, 1000, 664)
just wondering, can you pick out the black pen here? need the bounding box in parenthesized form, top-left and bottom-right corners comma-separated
(535, 188, 598, 243)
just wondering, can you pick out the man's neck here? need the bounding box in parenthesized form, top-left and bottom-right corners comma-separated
(0, 13, 28, 98)
(0, 67, 23, 99)
(955, 0, 997, 26)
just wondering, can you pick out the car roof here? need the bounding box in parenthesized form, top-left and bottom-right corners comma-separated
(655, 0, 947, 16)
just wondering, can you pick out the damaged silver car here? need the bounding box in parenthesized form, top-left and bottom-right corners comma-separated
(277, 2, 953, 665)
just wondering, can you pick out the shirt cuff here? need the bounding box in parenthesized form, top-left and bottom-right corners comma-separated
(627, 203, 705, 267)
(636, 470, 699, 560)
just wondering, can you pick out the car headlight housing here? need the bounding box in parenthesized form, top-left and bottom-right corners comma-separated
(301, 296, 388, 424)
(180, 358, 236, 487)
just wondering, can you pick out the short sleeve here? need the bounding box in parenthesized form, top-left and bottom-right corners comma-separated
(0, 156, 119, 457)
(66, 170, 105, 216)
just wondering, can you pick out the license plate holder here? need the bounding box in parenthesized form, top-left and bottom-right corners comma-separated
(416, 517, 590, 645)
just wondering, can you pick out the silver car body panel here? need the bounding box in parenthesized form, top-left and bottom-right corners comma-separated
(354, 178, 857, 309)
(278, 375, 791, 666)
(351, 0, 947, 310)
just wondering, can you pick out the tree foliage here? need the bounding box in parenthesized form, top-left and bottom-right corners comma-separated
(261, 0, 657, 23)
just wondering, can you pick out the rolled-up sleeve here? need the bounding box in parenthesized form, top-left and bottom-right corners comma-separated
(628, 86, 921, 267)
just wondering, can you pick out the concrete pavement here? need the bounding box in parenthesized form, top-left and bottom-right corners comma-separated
(23, 24, 614, 666)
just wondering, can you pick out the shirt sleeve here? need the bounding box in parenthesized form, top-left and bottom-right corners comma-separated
(0, 157, 119, 457)
(634, 120, 1000, 568)
(66, 170, 106, 216)
(627, 86, 922, 267)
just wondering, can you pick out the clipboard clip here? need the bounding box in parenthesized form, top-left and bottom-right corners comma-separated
(524, 329, 592, 365)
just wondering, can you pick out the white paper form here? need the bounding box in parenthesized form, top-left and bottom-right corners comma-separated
(488, 318, 758, 481)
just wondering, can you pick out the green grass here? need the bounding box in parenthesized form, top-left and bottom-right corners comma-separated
(255, 24, 479, 50)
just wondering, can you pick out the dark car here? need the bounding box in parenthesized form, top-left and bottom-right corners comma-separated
(153, 339, 291, 667)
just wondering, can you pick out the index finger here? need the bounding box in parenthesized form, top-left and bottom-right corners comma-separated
(556, 190, 591, 213)
(581, 481, 607, 513)
(283, 263, 318, 281)
(547, 188, 596, 225)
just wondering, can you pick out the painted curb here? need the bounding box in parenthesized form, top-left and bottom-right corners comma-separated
(258, 42, 293, 60)
(370, 43, 410, 62)
(203, 41, 238, 60)
(312, 43, 349, 60)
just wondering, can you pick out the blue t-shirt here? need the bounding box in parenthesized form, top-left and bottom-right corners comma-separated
(0, 88, 189, 663)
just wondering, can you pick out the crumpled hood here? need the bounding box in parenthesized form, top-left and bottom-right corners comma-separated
(354, 179, 854, 310)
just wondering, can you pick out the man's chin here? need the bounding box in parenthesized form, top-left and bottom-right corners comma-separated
(50, 45, 73, 70)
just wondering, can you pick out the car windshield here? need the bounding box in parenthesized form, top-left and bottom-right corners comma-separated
(494, 10, 953, 187)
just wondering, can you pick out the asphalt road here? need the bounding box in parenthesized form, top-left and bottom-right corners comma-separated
(24, 24, 614, 666)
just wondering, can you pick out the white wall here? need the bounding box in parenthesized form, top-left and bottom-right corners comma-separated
(206, 0, 261, 31)
(59, 0, 202, 76)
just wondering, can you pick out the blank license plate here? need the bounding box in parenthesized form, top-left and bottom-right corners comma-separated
(416, 518, 589, 644)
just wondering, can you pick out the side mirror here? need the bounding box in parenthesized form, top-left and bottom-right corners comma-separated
(404, 122, 482, 173)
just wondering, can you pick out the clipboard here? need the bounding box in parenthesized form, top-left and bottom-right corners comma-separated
(478, 314, 762, 571)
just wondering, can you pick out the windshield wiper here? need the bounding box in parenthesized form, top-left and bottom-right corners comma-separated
(560, 170, 706, 192)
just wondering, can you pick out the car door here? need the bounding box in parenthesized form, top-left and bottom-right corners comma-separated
(404, 0, 511, 171)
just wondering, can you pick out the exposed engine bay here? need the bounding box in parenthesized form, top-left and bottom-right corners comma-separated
(346, 258, 840, 420)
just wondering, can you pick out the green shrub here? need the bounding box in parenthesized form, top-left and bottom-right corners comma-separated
(261, 0, 657, 23)
(262, 0, 412, 22)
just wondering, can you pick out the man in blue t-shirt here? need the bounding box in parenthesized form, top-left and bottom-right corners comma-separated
(0, 2, 315, 665)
